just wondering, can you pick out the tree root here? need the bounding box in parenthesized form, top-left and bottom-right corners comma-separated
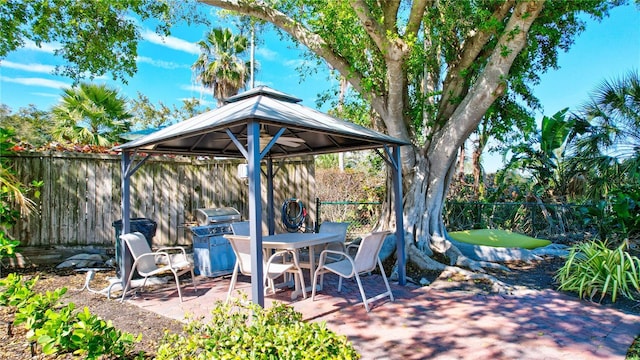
(437, 266, 530, 295)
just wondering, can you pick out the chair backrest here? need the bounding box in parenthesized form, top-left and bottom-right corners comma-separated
(121, 232, 157, 274)
(231, 221, 250, 236)
(353, 231, 391, 273)
(225, 235, 253, 274)
(319, 221, 349, 242)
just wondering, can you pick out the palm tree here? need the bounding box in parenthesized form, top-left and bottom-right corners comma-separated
(51, 83, 132, 146)
(568, 70, 640, 199)
(192, 28, 250, 106)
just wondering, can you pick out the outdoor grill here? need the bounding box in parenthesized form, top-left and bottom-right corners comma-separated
(190, 207, 241, 277)
(195, 207, 242, 226)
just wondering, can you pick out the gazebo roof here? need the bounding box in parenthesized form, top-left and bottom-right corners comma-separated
(114, 86, 409, 158)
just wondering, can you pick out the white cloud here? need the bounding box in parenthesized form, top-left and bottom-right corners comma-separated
(141, 29, 199, 55)
(136, 56, 189, 70)
(1, 76, 69, 89)
(256, 47, 278, 61)
(283, 58, 308, 70)
(32, 92, 61, 99)
(1, 60, 56, 74)
(179, 97, 215, 107)
(22, 40, 58, 53)
(180, 83, 209, 93)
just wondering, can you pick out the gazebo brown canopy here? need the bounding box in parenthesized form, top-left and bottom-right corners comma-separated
(113, 86, 409, 306)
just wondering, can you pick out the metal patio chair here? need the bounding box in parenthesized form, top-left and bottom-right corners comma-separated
(120, 232, 197, 303)
(311, 230, 394, 312)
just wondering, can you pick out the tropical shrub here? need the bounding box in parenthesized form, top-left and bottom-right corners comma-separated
(555, 240, 640, 302)
(33, 305, 141, 359)
(1, 275, 140, 359)
(0, 273, 37, 308)
(156, 297, 360, 359)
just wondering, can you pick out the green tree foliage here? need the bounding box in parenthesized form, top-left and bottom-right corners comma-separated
(201, 0, 622, 266)
(0, 0, 188, 82)
(0, 105, 53, 148)
(498, 109, 574, 201)
(0, 128, 38, 223)
(128, 92, 209, 129)
(564, 70, 640, 241)
(568, 70, 640, 200)
(51, 83, 132, 146)
(193, 27, 251, 106)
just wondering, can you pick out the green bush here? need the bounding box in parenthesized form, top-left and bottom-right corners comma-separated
(1, 274, 140, 359)
(34, 305, 141, 359)
(555, 240, 640, 302)
(0, 273, 37, 308)
(156, 297, 360, 360)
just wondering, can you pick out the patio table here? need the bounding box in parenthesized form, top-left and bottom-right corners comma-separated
(262, 232, 342, 299)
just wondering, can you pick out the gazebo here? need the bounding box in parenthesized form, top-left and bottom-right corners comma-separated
(114, 86, 409, 306)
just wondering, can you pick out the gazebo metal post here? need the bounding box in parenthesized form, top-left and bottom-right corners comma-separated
(391, 146, 406, 285)
(247, 120, 265, 306)
(120, 151, 132, 283)
(266, 158, 276, 235)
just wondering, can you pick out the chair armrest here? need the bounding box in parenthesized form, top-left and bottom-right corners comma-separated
(142, 251, 177, 268)
(267, 249, 301, 268)
(156, 246, 187, 256)
(317, 249, 350, 267)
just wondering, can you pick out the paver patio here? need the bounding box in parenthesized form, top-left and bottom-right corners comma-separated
(124, 272, 640, 360)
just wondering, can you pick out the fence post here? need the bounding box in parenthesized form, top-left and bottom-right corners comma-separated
(315, 198, 321, 232)
(530, 203, 535, 237)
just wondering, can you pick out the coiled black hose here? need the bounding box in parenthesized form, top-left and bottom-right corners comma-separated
(281, 198, 307, 232)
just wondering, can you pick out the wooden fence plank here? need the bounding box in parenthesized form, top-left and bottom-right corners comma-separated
(6, 153, 314, 248)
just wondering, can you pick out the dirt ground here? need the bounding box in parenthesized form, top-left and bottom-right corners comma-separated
(1, 255, 639, 359)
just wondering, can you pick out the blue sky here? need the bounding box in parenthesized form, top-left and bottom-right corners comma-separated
(0, 4, 638, 170)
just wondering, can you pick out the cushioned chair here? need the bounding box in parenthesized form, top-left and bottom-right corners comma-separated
(120, 232, 197, 303)
(311, 231, 394, 312)
(225, 234, 307, 301)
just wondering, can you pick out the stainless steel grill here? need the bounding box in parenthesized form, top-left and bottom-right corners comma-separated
(195, 207, 241, 226)
(190, 207, 241, 277)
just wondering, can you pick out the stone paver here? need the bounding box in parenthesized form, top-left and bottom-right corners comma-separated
(125, 273, 640, 360)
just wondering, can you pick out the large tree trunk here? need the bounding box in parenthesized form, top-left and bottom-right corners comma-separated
(201, 0, 548, 272)
(397, 1, 547, 271)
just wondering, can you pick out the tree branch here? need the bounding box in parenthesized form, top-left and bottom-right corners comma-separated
(198, 0, 377, 104)
(433, 1, 546, 169)
(438, 0, 516, 122)
(349, 0, 389, 53)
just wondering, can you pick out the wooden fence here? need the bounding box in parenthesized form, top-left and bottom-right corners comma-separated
(7, 152, 315, 248)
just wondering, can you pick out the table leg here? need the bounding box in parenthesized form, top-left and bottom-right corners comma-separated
(290, 246, 323, 300)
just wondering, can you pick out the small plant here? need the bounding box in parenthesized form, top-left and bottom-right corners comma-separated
(13, 287, 68, 338)
(156, 296, 360, 359)
(3, 276, 141, 359)
(555, 240, 640, 302)
(0, 273, 38, 308)
(34, 305, 140, 359)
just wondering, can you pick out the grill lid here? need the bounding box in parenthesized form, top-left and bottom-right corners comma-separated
(195, 207, 241, 225)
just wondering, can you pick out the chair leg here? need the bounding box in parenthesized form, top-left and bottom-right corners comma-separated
(190, 268, 198, 293)
(120, 270, 136, 303)
(378, 258, 394, 302)
(297, 269, 307, 299)
(354, 273, 370, 312)
(311, 268, 320, 300)
(266, 278, 276, 295)
(226, 263, 240, 302)
(172, 271, 184, 303)
(337, 276, 343, 292)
